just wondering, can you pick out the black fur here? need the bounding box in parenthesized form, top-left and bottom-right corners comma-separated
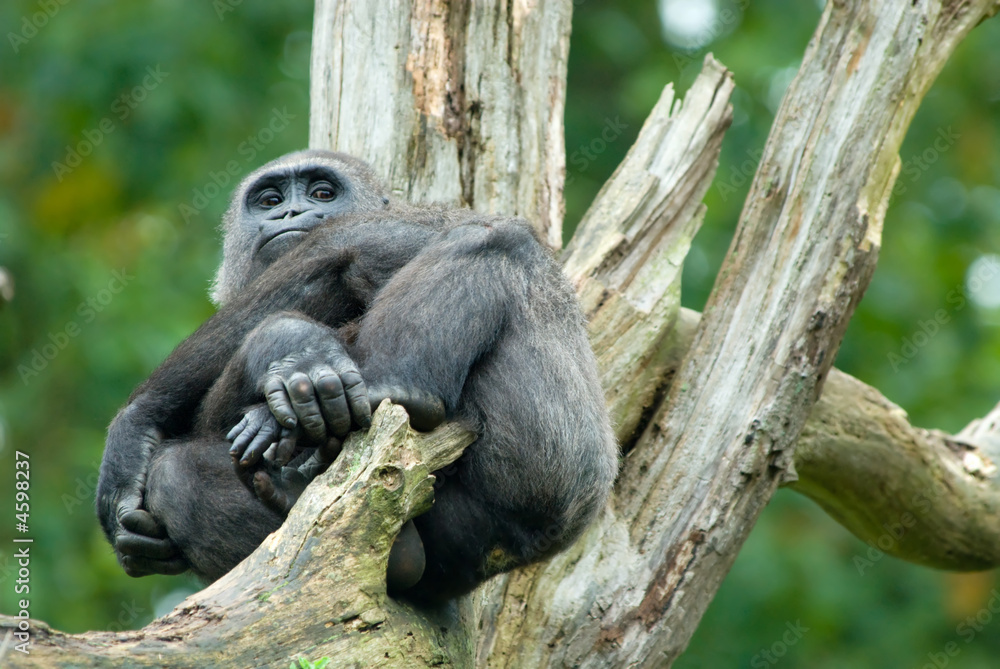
(96, 150, 617, 603)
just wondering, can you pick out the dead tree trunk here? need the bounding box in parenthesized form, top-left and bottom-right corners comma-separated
(5, 0, 1000, 666)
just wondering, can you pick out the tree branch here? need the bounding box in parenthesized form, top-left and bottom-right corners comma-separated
(7, 0, 1000, 666)
(2, 404, 476, 667)
(309, 0, 571, 247)
(470, 1, 1000, 667)
(793, 370, 1000, 571)
(670, 307, 1000, 572)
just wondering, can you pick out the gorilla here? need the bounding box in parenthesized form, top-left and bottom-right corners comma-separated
(97, 150, 617, 603)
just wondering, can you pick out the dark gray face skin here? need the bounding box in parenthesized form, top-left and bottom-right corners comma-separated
(249, 166, 348, 265)
(212, 150, 389, 305)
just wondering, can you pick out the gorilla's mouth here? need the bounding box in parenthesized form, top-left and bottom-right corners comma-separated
(259, 229, 308, 250)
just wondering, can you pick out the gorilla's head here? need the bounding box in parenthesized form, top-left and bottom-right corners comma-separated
(211, 150, 389, 305)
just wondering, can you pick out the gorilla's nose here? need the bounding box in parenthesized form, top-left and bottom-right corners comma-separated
(283, 207, 310, 219)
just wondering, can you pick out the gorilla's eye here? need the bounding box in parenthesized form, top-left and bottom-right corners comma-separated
(257, 191, 282, 208)
(310, 185, 336, 201)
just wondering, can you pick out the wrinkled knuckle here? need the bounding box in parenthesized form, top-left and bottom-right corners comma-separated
(341, 371, 365, 390)
(267, 358, 291, 375)
(288, 376, 313, 398)
(302, 411, 324, 430)
(314, 373, 343, 396)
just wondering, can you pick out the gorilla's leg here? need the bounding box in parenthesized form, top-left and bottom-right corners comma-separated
(352, 222, 578, 600)
(144, 438, 283, 582)
(402, 482, 500, 603)
(352, 220, 543, 411)
(353, 220, 616, 601)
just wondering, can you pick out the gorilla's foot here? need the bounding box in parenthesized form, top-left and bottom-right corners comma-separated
(386, 520, 426, 594)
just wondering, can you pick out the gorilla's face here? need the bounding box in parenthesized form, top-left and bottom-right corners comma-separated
(245, 165, 349, 267)
(212, 150, 389, 306)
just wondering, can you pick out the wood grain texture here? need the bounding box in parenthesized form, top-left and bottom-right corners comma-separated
(309, 0, 571, 247)
(8, 0, 1000, 666)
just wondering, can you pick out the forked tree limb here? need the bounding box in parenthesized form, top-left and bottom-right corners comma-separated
(671, 307, 1000, 573)
(5, 0, 1000, 666)
(469, 1, 1000, 667)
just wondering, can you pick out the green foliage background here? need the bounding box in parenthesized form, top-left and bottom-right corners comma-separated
(0, 1, 997, 666)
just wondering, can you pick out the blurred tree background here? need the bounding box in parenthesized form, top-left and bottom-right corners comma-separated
(0, 1, 997, 666)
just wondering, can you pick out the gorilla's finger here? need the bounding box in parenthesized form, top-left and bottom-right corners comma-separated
(263, 376, 298, 429)
(254, 468, 310, 515)
(312, 369, 352, 437)
(262, 437, 297, 466)
(318, 435, 343, 465)
(262, 442, 279, 465)
(231, 418, 272, 464)
(116, 490, 145, 519)
(404, 394, 446, 431)
(341, 370, 371, 429)
(229, 430, 254, 460)
(296, 451, 330, 481)
(228, 407, 271, 457)
(119, 509, 168, 539)
(252, 470, 291, 515)
(225, 414, 250, 442)
(240, 427, 279, 467)
(122, 555, 189, 577)
(285, 371, 326, 442)
(273, 430, 298, 466)
(369, 385, 446, 432)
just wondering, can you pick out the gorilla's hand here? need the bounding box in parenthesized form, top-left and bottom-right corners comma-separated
(259, 342, 372, 445)
(228, 404, 297, 469)
(229, 401, 342, 511)
(100, 408, 188, 577)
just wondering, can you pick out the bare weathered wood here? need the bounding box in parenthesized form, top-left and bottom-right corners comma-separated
(310, 0, 571, 247)
(793, 370, 1000, 571)
(9, 0, 1000, 666)
(562, 56, 734, 441)
(668, 308, 1000, 573)
(469, 1, 1000, 667)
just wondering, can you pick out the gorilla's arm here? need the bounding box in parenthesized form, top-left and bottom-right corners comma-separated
(221, 312, 447, 514)
(99, 309, 358, 575)
(98, 310, 256, 575)
(99, 233, 442, 573)
(200, 312, 372, 465)
(98, 249, 362, 574)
